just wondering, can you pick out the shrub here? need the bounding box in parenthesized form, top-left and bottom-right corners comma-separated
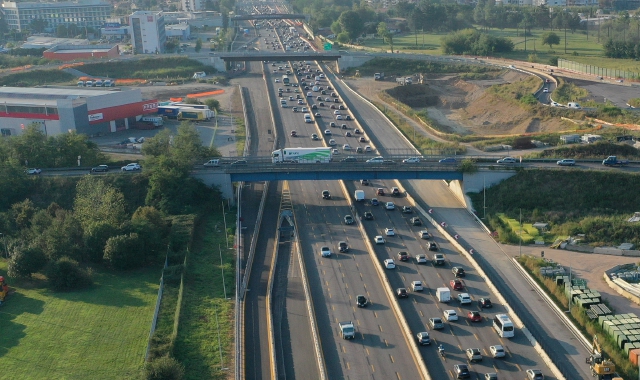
(520, 94, 538, 106)
(7, 246, 47, 278)
(103, 233, 145, 270)
(144, 355, 185, 380)
(46, 257, 93, 291)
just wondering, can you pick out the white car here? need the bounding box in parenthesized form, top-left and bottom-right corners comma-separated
(374, 235, 385, 245)
(332, 148, 339, 154)
(385, 202, 395, 210)
(324, 129, 332, 135)
(336, 115, 343, 120)
(121, 163, 141, 171)
(333, 110, 341, 115)
(328, 139, 337, 146)
(383, 259, 395, 269)
(364, 145, 372, 153)
(275, 78, 280, 83)
(415, 254, 427, 264)
(402, 157, 421, 163)
(25, 168, 42, 175)
(458, 293, 472, 304)
(490, 345, 506, 358)
(411, 281, 423, 291)
(302, 107, 308, 112)
(343, 144, 351, 150)
(366, 156, 384, 163)
(320, 246, 331, 257)
(496, 157, 516, 164)
(384, 228, 395, 236)
(443, 309, 458, 321)
(543, 88, 549, 93)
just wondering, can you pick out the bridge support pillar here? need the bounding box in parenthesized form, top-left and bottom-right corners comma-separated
(210, 57, 227, 72)
(337, 55, 375, 72)
(192, 171, 236, 206)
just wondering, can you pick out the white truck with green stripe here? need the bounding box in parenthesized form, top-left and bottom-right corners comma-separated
(272, 148, 332, 163)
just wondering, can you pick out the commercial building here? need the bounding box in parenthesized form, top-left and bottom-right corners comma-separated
(165, 23, 191, 40)
(162, 11, 223, 28)
(0, 87, 158, 137)
(21, 36, 89, 49)
(43, 44, 119, 61)
(1, 0, 110, 32)
(129, 11, 166, 54)
(181, 0, 206, 12)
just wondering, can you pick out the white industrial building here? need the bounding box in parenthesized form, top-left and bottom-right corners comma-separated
(1, 0, 110, 32)
(129, 11, 166, 54)
(165, 23, 191, 40)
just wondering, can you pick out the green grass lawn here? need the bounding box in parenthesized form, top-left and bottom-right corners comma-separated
(173, 213, 235, 380)
(0, 261, 160, 379)
(499, 213, 539, 244)
(349, 27, 640, 72)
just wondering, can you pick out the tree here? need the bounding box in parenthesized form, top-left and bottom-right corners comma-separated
(377, 22, 394, 52)
(337, 33, 350, 43)
(195, 38, 202, 52)
(338, 10, 364, 41)
(83, 222, 118, 263)
(74, 176, 127, 231)
(8, 246, 47, 278)
(204, 98, 220, 113)
(29, 18, 47, 33)
(46, 257, 92, 291)
(144, 356, 185, 380)
(104, 233, 145, 270)
(541, 32, 560, 49)
(330, 21, 342, 35)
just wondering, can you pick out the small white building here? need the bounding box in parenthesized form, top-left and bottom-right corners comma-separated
(581, 134, 602, 144)
(165, 24, 191, 40)
(560, 134, 581, 144)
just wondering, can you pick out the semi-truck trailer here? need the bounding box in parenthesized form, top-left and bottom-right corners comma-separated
(177, 109, 212, 121)
(272, 147, 332, 163)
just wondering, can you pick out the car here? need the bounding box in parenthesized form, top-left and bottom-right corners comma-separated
(376, 188, 385, 196)
(320, 246, 331, 257)
(415, 254, 427, 264)
(450, 279, 464, 290)
(383, 258, 395, 268)
(439, 157, 457, 164)
(324, 129, 332, 135)
(330, 104, 336, 109)
(368, 157, 384, 164)
(402, 157, 421, 163)
(478, 298, 493, 308)
(428, 242, 438, 251)
(410, 217, 422, 226)
(344, 215, 354, 225)
(364, 145, 372, 153)
(25, 168, 42, 175)
(345, 132, 352, 137)
(391, 187, 400, 196)
(345, 115, 352, 120)
(458, 293, 471, 304)
(453, 364, 470, 379)
(121, 163, 141, 171)
(341, 124, 348, 129)
(316, 96, 322, 101)
(411, 280, 423, 291)
(338, 241, 349, 252)
(311, 104, 317, 109)
(360, 179, 370, 186)
(468, 311, 482, 322)
(301, 107, 308, 113)
(433, 253, 445, 265)
(444, 309, 458, 321)
(333, 110, 341, 115)
(370, 198, 379, 206)
(416, 332, 430, 345)
(292, 107, 299, 112)
(484, 373, 498, 380)
(322, 190, 331, 199)
(311, 134, 319, 140)
(275, 78, 280, 83)
(375, 236, 386, 245)
(336, 115, 343, 120)
(466, 348, 483, 362)
(496, 157, 517, 164)
(526, 369, 544, 380)
(384, 228, 395, 236)
(429, 317, 445, 330)
(419, 230, 431, 239)
(557, 159, 575, 166)
(543, 88, 549, 93)
(297, 100, 304, 105)
(396, 288, 408, 298)
(231, 160, 247, 166)
(356, 295, 368, 307)
(341, 156, 357, 163)
(397, 251, 409, 261)
(328, 139, 336, 146)
(343, 144, 351, 151)
(290, 130, 297, 137)
(314, 113, 321, 118)
(490, 345, 506, 358)
(319, 102, 325, 106)
(91, 165, 109, 172)
(332, 148, 339, 154)
(363, 211, 373, 220)
(452, 267, 466, 277)
(289, 96, 294, 101)
(385, 202, 395, 210)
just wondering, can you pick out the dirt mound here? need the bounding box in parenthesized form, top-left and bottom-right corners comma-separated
(386, 84, 440, 107)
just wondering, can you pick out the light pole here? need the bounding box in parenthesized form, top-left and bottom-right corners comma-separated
(483, 176, 486, 220)
(219, 244, 228, 299)
(518, 208, 523, 257)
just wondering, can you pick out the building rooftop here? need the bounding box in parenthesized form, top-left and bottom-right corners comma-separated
(22, 37, 90, 49)
(0, 87, 119, 99)
(2, 0, 108, 9)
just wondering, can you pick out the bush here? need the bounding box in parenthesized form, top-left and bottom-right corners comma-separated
(441, 29, 514, 56)
(7, 246, 47, 278)
(46, 257, 93, 291)
(520, 94, 538, 106)
(0, 69, 75, 86)
(144, 356, 184, 380)
(103, 233, 145, 270)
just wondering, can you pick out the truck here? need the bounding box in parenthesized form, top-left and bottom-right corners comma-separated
(272, 147, 332, 164)
(157, 106, 181, 118)
(178, 109, 211, 121)
(396, 77, 412, 85)
(354, 190, 365, 202)
(436, 287, 450, 302)
(339, 321, 356, 339)
(374, 73, 384, 80)
(586, 335, 622, 380)
(141, 116, 163, 126)
(602, 156, 629, 167)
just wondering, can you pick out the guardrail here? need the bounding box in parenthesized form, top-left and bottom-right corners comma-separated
(266, 226, 280, 380)
(234, 182, 243, 380)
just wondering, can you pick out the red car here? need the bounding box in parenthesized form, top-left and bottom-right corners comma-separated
(376, 188, 385, 196)
(450, 279, 464, 291)
(397, 251, 409, 261)
(468, 311, 482, 322)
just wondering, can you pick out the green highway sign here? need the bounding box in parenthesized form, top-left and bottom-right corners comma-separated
(324, 42, 332, 50)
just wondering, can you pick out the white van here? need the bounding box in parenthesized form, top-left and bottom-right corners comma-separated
(567, 102, 582, 109)
(354, 190, 365, 202)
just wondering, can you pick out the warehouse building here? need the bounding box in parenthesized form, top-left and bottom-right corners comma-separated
(43, 44, 119, 61)
(0, 87, 158, 137)
(1, 0, 110, 32)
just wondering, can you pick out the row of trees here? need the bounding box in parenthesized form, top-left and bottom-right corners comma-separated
(442, 29, 514, 55)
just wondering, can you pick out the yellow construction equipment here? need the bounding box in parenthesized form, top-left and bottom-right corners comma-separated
(586, 335, 622, 380)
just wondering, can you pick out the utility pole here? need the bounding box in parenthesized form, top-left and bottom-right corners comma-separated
(518, 208, 523, 257)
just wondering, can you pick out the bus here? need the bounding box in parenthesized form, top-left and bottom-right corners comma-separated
(493, 314, 515, 338)
(282, 75, 290, 84)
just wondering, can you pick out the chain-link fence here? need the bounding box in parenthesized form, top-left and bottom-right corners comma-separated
(558, 59, 639, 80)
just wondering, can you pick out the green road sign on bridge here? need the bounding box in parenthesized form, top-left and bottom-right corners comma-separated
(323, 42, 332, 51)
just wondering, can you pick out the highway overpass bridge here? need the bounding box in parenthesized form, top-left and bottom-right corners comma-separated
(208, 52, 374, 72)
(231, 13, 308, 21)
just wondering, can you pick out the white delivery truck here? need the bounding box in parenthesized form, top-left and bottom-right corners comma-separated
(354, 190, 365, 202)
(141, 116, 164, 126)
(436, 287, 450, 302)
(272, 147, 332, 163)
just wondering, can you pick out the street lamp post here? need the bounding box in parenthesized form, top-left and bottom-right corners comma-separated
(518, 208, 523, 257)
